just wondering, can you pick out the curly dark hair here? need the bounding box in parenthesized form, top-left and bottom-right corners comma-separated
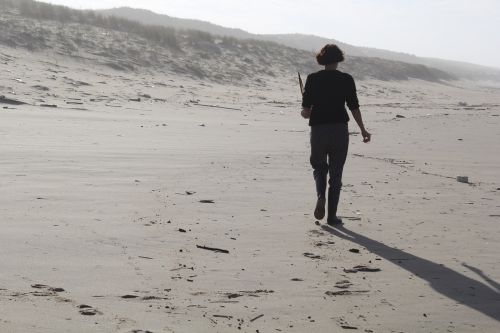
(316, 44, 345, 65)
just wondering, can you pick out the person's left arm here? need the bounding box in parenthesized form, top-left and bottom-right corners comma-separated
(346, 75, 371, 143)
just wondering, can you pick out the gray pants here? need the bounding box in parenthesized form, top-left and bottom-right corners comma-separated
(310, 123, 349, 218)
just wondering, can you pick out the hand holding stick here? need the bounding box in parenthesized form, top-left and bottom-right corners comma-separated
(298, 72, 304, 96)
(299, 72, 311, 118)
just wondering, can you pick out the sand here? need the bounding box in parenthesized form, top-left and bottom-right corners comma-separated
(1, 48, 500, 332)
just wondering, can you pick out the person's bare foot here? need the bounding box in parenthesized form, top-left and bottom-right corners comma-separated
(314, 197, 326, 220)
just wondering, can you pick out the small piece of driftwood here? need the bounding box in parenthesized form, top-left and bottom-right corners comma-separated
(250, 314, 264, 322)
(196, 245, 229, 254)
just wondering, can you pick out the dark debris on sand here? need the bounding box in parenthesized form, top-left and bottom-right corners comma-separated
(0, 95, 27, 105)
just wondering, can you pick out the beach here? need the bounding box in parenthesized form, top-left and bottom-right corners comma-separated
(1, 48, 500, 332)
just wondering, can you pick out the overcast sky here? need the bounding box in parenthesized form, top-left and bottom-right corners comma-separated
(43, 0, 500, 68)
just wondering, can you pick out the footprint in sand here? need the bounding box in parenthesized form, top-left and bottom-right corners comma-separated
(303, 252, 323, 260)
(77, 304, 102, 316)
(335, 280, 353, 289)
(344, 265, 381, 273)
(30, 284, 65, 296)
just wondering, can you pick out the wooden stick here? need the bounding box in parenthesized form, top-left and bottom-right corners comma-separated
(196, 245, 229, 254)
(298, 72, 304, 96)
(250, 314, 264, 322)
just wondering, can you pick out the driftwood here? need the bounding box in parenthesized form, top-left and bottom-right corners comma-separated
(213, 314, 233, 319)
(195, 102, 241, 111)
(250, 314, 264, 322)
(196, 245, 229, 254)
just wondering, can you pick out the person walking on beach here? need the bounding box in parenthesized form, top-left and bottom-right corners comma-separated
(301, 44, 371, 225)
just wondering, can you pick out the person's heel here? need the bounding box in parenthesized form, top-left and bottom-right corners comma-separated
(314, 197, 326, 220)
(327, 216, 343, 226)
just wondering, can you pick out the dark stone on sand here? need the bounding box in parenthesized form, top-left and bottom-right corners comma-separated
(340, 325, 358, 330)
(344, 265, 381, 273)
(121, 295, 139, 299)
(0, 95, 27, 105)
(349, 248, 360, 253)
(31, 284, 49, 289)
(79, 309, 98, 316)
(396, 114, 406, 118)
(40, 104, 58, 108)
(178, 228, 187, 233)
(199, 199, 214, 203)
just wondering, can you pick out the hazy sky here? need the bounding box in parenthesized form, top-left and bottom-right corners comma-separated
(42, 0, 500, 68)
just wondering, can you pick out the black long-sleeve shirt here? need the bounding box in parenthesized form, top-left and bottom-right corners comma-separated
(302, 69, 359, 126)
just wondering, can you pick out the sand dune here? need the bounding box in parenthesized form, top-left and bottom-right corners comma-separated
(0, 2, 456, 83)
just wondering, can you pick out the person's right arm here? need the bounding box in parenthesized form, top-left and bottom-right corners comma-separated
(301, 75, 313, 119)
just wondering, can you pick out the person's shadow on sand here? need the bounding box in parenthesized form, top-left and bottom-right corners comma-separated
(321, 224, 500, 321)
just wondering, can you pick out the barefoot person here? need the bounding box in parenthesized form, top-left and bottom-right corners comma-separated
(301, 44, 371, 225)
